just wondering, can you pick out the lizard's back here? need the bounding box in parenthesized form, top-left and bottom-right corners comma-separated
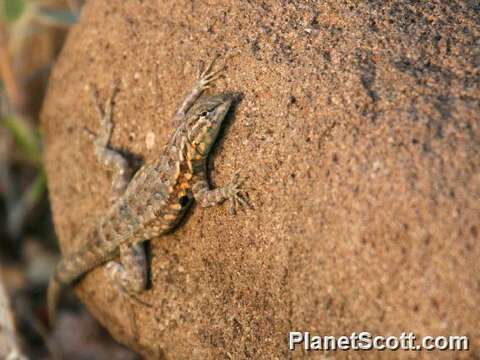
(99, 132, 193, 250)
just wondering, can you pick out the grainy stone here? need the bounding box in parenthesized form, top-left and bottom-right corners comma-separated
(41, 1, 479, 358)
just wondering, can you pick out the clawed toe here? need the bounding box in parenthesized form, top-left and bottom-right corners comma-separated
(227, 174, 252, 214)
(197, 54, 225, 89)
(229, 192, 252, 215)
(199, 54, 220, 77)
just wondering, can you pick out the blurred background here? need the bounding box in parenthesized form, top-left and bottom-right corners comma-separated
(0, 0, 137, 358)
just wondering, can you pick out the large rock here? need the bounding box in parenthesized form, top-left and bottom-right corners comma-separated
(42, 1, 479, 358)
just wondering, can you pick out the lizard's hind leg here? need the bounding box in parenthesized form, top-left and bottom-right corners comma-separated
(89, 82, 133, 200)
(105, 243, 148, 298)
(106, 243, 150, 340)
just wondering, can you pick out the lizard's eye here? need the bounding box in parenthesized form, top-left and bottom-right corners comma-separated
(199, 111, 209, 117)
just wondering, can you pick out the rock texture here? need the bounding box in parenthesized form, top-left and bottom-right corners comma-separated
(41, 1, 479, 358)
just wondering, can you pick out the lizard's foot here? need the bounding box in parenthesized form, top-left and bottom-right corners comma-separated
(196, 54, 225, 91)
(89, 81, 120, 137)
(106, 253, 151, 342)
(224, 174, 252, 214)
(193, 173, 252, 211)
(174, 54, 227, 122)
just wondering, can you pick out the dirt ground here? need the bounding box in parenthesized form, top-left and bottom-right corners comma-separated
(41, 1, 479, 359)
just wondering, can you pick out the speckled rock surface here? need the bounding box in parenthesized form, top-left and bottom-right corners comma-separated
(41, 1, 479, 358)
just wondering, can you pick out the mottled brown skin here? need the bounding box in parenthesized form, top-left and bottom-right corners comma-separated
(47, 57, 249, 324)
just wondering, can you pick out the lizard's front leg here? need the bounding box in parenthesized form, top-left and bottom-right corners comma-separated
(192, 169, 251, 214)
(105, 243, 147, 295)
(88, 83, 133, 200)
(174, 55, 224, 123)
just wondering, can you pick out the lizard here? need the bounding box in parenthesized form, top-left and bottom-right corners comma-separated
(47, 55, 250, 325)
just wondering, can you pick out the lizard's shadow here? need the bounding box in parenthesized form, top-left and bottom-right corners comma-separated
(120, 150, 144, 172)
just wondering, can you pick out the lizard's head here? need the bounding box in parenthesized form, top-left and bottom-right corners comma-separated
(186, 93, 237, 158)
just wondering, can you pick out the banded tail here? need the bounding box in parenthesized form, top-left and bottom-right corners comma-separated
(47, 233, 118, 325)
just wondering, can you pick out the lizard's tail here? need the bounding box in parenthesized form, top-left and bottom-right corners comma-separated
(47, 275, 62, 326)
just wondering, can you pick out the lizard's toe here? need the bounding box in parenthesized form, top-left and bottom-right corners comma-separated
(226, 174, 252, 213)
(197, 55, 224, 89)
